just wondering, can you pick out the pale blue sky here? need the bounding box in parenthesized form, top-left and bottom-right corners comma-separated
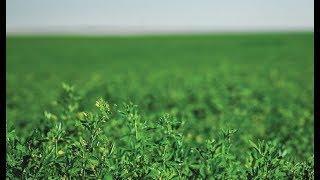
(6, 0, 313, 32)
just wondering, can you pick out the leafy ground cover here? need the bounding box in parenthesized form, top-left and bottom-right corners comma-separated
(6, 32, 314, 179)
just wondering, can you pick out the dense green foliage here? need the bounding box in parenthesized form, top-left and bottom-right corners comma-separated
(6, 33, 314, 179)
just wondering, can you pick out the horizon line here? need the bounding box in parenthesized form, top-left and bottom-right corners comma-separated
(6, 25, 314, 36)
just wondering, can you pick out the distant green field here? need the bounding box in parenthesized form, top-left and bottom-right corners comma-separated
(6, 33, 314, 179)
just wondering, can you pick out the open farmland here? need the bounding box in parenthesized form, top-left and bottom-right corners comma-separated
(6, 32, 314, 179)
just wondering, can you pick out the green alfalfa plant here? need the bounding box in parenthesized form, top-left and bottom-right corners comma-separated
(281, 154, 314, 179)
(7, 83, 115, 179)
(189, 129, 245, 179)
(68, 97, 114, 178)
(40, 98, 114, 178)
(148, 113, 187, 179)
(245, 140, 290, 179)
(111, 106, 189, 179)
(20, 83, 82, 178)
(111, 102, 154, 179)
(6, 129, 28, 179)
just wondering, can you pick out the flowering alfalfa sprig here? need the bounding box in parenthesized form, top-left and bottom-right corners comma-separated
(76, 98, 112, 149)
(95, 97, 111, 119)
(70, 98, 114, 178)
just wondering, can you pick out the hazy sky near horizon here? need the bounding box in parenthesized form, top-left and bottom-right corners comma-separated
(7, 0, 314, 30)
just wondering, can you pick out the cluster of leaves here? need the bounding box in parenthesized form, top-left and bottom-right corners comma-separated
(6, 84, 314, 179)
